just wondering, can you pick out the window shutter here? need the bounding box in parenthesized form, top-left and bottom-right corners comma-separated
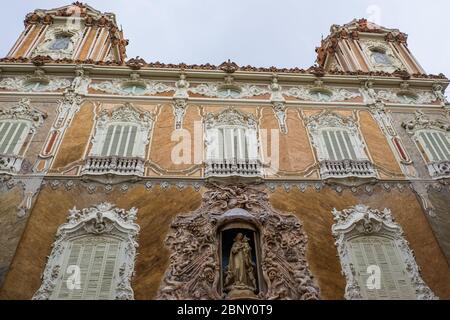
(101, 125, 115, 156)
(223, 128, 235, 160)
(349, 236, 416, 300)
(235, 128, 246, 160)
(321, 129, 359, 161)
(246, 129, 258, 160)
(53, 237, 122, 300)
(0, 121, 28, 155)
(419, 131, 450, 162)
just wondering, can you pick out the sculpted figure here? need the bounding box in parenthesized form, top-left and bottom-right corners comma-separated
(224, 233, 257, 297)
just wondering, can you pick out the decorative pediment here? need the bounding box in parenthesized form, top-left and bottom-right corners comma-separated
(157, 183, 319, 300)
(33, 203, 139, 300)
(97, 103, 154, 128)
(402, 110, 450, 134)
(204, 107, 257, 129)
(332, 204, 437, 300)
(305, 109, 357, 133)
(0, 98, 47, 129)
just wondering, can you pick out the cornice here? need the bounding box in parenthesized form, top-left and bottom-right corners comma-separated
(0, 60, 447, 90)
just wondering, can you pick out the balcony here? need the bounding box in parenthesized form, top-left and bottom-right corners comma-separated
(81, 155, 145, 176)
(319, 159, 377, 180)
(427, 161, 450, 179)
(205, 158, 262, 178)
(0, 154, 23, 173)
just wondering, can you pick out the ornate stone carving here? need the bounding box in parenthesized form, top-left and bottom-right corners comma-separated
(284, 84, 360, 102)
(189, 82, 269, 99)
(173, 99, 188, 130)
(272, 101, 287, 134)
(90, 78, 173, 96)
(402, 110, 450, 133)
(33, 203, 140, 300)
(360, 40, 405, 73)
(0, 76, 71, 92)
(204, 107, 256, 130)
(0, 98, 47, 130)
(32, 25, 82, 60)
(332, 204, 437, 300)
(157, 184, 320, 300)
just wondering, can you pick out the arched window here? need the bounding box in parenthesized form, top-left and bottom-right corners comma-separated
(370, 48, 392, 66)
(204, 108, 261, 177)
(33, 203, 139, 300)
(305, 110, 376, 180)
(82, 103, 154, 176)
(32, 26, 81, 60)
(0, 99, 46, 172)
(332, 204, 437, 300)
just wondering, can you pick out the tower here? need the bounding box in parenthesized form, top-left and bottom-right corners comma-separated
(6, 2, 127, 63)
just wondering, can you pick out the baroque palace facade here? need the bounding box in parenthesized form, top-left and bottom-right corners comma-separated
(0, 2, 449, 300)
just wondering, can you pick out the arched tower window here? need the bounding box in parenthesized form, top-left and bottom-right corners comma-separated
(332, 204, 437, 300)
(33, 203, 139, 300)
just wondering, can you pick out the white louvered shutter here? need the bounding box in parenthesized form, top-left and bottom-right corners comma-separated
(52, 236, 123, 300)
(418, 130, 450, 162)
(0, 121, 29, 155)
(321, 129, 358, 161)
(348, 236, 416, 300)
(100, 124, 138, 157)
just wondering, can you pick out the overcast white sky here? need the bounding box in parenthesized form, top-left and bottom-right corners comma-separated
(1, 1, 449, 93)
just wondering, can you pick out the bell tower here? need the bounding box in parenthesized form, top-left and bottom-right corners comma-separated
(6, 2, 128, 63)
(316, 18, 426, 75)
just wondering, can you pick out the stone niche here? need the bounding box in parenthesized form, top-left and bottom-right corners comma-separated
(157, 183, 320, 300)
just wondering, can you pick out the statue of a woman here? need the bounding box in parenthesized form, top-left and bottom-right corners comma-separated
(224, 233, 257, 297)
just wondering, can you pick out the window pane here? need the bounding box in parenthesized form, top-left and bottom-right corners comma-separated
(329, 131, 343, 160)
(427, 132, 445, 161)
(433, 132, 449, 160)
(420, 132, 439, 161)
(1, 123, 18, 154)
(336, 131, 350, 159)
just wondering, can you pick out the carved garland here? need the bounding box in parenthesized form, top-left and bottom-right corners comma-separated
(157, 183, 320, 300)
(332, 204, 437, 300)
(33, 202, 140, 300)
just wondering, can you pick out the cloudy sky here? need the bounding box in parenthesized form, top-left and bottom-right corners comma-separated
(1, 0, 448, 93)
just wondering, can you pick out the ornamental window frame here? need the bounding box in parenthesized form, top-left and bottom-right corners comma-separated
(32, 25, 82, 60)
(89, 103, 154, 159)
(305, 110, 369, 162)
(402, 110, 450, 179)
(204, 108, 260, 163)
(360, 40, 404, 73)
(332, 204, 437, 300)
(33, 203, 140, 300)
(0, 99, 46, 172)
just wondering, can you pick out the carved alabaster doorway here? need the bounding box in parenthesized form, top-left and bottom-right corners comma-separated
(157, 183, 320, 300)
